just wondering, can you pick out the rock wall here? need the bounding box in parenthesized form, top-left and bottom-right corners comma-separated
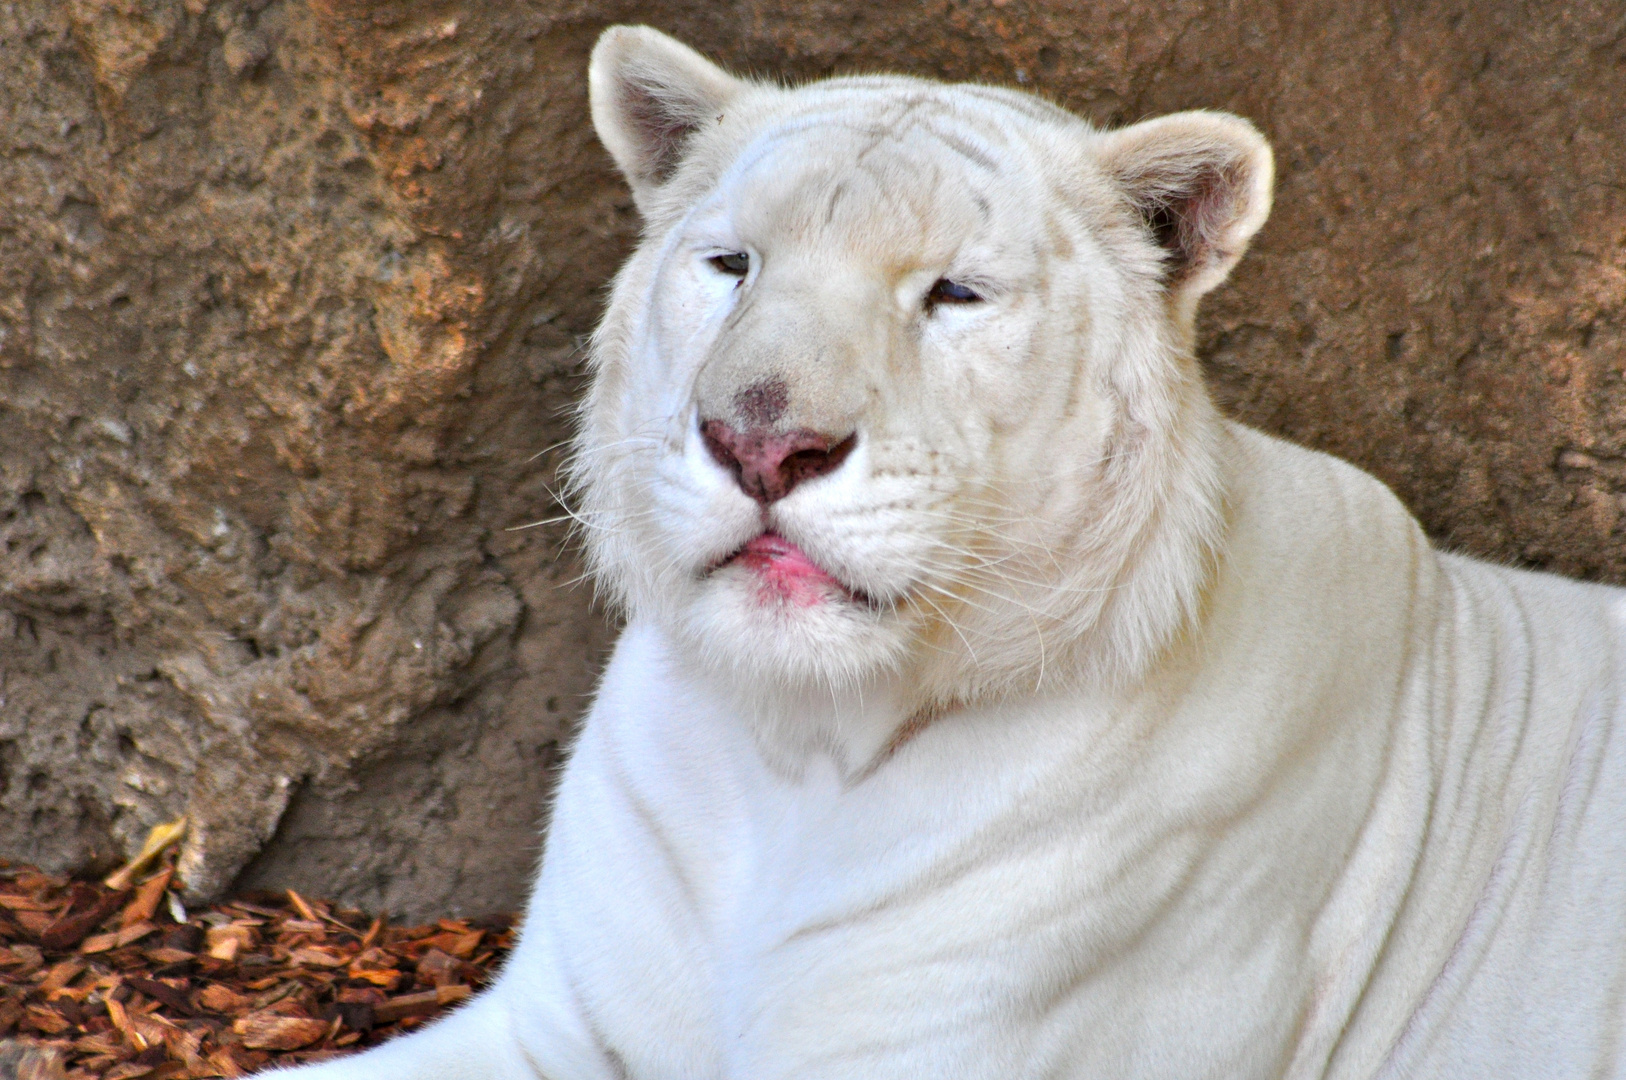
(0, 0, 1622, 918)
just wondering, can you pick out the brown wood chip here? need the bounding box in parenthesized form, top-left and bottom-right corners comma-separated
(232, 1013, 330, 1051)
(23, 1005, 71, 1035)
(194, 984, 250, 1015)
(79, 932, 120, 955)
(119, 873, 173, 931)
(122, 979, 192, 1017)
(0, 895, 60, 912)
(101, 1062, 153, 1080)
(284, 891, 318, 924)
(40, 891, 129, 951)
(286, 946, 348, 970)
(38, 960, 84, 996)
(369, 985, 471, 1024)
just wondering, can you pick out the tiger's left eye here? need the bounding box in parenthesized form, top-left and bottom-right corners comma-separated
(927, 278, 982, 306)
(710, 252, 750, 276)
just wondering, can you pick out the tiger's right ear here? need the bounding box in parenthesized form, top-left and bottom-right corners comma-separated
(589, 26, 745, 206)
(1095, 111, 1273, 316)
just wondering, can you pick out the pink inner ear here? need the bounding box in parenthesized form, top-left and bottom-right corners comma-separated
(1144, 162, 1242, 279)
(621, 78, 701, 184)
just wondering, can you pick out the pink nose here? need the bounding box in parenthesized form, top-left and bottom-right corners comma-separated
(700, 421, 856, 504)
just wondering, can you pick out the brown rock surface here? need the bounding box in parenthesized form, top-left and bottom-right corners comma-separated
(0, 0, 1622, 917)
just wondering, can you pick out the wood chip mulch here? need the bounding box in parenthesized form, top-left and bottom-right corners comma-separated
(0, 862, 515, 1079)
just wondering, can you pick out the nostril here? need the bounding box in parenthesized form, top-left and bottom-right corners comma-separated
(782, 434, 856, 490)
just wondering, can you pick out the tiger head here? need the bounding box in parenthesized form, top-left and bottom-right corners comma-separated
(572, 26, 1272, 758)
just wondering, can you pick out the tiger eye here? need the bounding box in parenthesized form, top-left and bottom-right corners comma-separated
(711, 252, 750, 276)
(927, 278, 981, 306)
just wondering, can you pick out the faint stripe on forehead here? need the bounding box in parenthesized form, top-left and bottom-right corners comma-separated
(951, 84, 1077, 125)
(921, 125, 1001, 173)
(725, 97, 1012, 202)
(731, 108, 896, 177)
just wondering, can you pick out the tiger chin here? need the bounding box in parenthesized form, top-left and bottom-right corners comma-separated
(278, 25, 1626, 1080)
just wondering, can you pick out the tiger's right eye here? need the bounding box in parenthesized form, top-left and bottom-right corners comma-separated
(926, 278, 982, 306)
(710, 252, 750, 276)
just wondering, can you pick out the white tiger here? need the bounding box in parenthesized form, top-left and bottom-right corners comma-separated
(280, 25, 1626, 1080)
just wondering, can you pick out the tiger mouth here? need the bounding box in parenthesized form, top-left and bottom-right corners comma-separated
(712, 532, 879, 610)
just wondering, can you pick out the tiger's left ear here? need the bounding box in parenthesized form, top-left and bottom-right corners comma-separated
(589, 26, 746, 208)
(1097, 111, 1274, 306)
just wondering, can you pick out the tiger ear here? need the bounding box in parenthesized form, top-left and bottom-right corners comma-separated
(589, 26, 745, 206)
(1097, 111, 1274, 306)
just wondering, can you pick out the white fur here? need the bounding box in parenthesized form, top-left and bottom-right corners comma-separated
(278, 27, 1626, 1080)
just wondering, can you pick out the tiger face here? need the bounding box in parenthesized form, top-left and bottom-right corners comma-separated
(573, 28, 1272, 752)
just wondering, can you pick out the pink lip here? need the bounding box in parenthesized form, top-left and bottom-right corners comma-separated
(727, 532, 847, 607)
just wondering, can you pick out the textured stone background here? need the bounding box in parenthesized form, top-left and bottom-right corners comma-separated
(0, 0, 1621, 919)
